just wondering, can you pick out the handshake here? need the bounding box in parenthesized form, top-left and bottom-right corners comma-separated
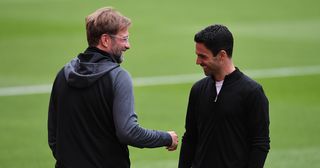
(166, 131, 179, 151)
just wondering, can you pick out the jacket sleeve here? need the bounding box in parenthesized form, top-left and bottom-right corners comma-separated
(247, 86, 270, 168)
(179, 85, 198, 168)
(48, 77, 58, 159)
(111, 69, 172, 148)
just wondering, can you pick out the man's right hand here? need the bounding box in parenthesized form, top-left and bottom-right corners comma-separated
(167, 131, 178, 151)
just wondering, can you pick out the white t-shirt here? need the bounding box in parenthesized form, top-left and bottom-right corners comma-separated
(214, 80, 224, 102)
(215, 80, 224, 95)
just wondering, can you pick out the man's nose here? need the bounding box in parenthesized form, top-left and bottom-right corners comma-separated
(125, 42, 130, 50)
(196, 57, 201, 65)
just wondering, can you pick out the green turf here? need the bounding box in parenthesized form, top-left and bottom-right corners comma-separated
(1, 0, 320, 167)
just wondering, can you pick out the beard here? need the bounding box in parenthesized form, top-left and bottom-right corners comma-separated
(112, 54, 124, 64)
(110, 48, 125, 64)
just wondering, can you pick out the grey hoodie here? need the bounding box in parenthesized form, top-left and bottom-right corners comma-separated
(62, 48, 172, 148)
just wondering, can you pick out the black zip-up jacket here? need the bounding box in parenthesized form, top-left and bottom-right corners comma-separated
(179, 68, 270, 168)
(48, 47, 172, 168)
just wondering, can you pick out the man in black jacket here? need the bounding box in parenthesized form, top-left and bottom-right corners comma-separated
(179, 24, 270, 168)
(48, 7, 178, 168)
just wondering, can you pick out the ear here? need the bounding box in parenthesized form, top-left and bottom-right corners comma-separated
(219, 50, 228, 61)
(100, 34, 111, 48)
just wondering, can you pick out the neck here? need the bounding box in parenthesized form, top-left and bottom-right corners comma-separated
(96, 44, 108, 53)
(213, 62, 236, 81)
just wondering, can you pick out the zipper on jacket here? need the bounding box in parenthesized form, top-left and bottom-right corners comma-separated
(214, 95, 218, 102)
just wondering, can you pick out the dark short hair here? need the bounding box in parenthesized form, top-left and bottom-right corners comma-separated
(194, 24, 234, 57)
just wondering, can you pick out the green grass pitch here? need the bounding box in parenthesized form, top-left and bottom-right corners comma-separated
(1, 0, 320, 167)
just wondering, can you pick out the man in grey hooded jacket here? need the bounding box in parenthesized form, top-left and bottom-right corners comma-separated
(48, 7, 178, 168)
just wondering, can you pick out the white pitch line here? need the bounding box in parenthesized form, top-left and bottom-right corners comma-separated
(0, 84, 52, 97)
(1, 65, 320, 97)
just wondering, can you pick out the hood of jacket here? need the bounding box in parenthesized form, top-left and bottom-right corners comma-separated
(64, 47, 119, 88)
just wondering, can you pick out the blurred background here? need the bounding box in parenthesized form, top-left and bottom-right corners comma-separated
(0, 0, 320, 167)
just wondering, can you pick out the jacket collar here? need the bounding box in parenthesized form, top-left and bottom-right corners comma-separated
(211, 67, 243, 85)
(85, 47, 117, 63)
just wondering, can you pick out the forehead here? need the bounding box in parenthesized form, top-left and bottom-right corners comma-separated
(117, 28, 129, 36)
(195, 43, 211, 55)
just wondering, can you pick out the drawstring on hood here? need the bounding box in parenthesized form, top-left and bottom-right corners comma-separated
(64, 47, 119, 88)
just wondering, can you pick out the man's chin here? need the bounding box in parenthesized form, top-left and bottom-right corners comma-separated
(203, 70, 210, 76)
(113, 54, 124, 64)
